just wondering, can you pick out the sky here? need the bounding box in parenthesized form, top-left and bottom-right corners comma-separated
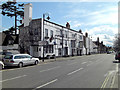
(1, 0, 119, 46)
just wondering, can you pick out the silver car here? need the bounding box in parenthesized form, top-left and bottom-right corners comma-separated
(3, 54, 40, 68)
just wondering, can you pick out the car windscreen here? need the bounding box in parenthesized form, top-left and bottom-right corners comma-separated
(4, 55, 13, 59)
(5, 52, 12, 55)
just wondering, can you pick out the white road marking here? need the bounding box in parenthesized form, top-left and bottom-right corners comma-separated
(104, 73, 108, 77)
(87, 61, 94, 66)
(0, 75, 27, 82)
(81, 62, 87, 64)
(116, 64, 118, 72)
(36, 79, 58, 88)
(40, 66, 60, 73)
(110, 73, 116, 88)
(67, 68, 83, 75)
(110, 64, 119, 88)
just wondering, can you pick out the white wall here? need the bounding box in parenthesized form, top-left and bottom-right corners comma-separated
(23, 3, 32, 27)
(90, 39, 93, 53)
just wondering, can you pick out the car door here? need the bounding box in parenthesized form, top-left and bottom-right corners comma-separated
(20, 55, 29, 65)
(25, 55, 33, 65)
(29, 55, 35, 64)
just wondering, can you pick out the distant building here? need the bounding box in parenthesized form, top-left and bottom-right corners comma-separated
(0, 32, 19, 53)
(93, 37, 107, 54)
(84, 32, 94, 55)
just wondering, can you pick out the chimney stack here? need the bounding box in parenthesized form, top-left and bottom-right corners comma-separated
(85, 32, 88, 37)
(79, 29, 82, 33)
(23, 3, 32, 27)
(66, 22, 70, 29)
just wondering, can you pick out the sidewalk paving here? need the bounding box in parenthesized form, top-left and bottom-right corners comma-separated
(39, 55, 84, 63)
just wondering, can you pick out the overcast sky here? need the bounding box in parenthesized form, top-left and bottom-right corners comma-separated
(1, 0, 119, 46)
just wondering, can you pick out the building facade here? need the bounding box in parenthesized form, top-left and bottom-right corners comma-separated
(19, 19, 84, 58)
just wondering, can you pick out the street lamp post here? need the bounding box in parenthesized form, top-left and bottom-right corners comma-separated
(42, 13, 50, 62)
(89, 36, 92, 55)
(89, 35, 90, 55)
(54, 35, 58, 61)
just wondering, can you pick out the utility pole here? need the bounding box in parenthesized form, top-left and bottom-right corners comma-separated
(42, 14, 45, 62)
(15, 6, 17, 35)
(42, 13, 50, 62)
(89, 36, 90, 55)
(62, 27, 64, 57)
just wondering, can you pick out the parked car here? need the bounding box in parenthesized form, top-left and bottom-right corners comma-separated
(3, 54, 40, 68)
(0, 52, 12, 61)
(115, 52, 120, 61)
(107, 51, 113, 54)
(0, 61, 4, 70)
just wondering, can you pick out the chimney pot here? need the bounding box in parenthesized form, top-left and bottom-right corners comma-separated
(66, 22, 70, 29)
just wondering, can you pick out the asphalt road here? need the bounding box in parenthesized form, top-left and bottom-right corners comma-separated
(0, 54, 119, 89)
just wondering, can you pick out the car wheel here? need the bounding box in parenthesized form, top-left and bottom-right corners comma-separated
(35, 61, 38, 65)
(18, 62, 23, 68)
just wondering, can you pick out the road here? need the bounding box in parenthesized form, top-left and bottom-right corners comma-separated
(0, 54, 119, 89)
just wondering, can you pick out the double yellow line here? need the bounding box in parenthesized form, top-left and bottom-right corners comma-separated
(100, 73, 110, 89)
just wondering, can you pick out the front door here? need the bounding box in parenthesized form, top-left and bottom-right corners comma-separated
(65, 47, 68, 56)
(33, 46, 39, 57)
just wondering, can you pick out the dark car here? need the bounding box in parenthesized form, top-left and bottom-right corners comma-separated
(107, 51, 111, 54)
(115, 52, 120, 61)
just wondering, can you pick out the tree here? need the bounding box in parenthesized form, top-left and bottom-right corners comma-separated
(113, 34, 120, 52)
(3, 26, 15, 35)
(1, 1, 24, 35)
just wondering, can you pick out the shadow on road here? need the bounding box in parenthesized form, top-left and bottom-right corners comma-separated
(3, 66, 18, 70)
(3, 64, 36, 70)
(113, 60, 120, 63)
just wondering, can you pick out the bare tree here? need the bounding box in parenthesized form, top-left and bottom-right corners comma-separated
(113, 34, 120, 52)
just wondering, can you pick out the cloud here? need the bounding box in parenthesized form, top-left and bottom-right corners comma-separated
(64, 4, 118, 27)
(63, 3, 117, 46)
(76, 6, 118, 27)
(84, 25, 118, 35)
(83, 25, 116, 46)
(87, 10, 118, 26)
(67, 20, 85, 30)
